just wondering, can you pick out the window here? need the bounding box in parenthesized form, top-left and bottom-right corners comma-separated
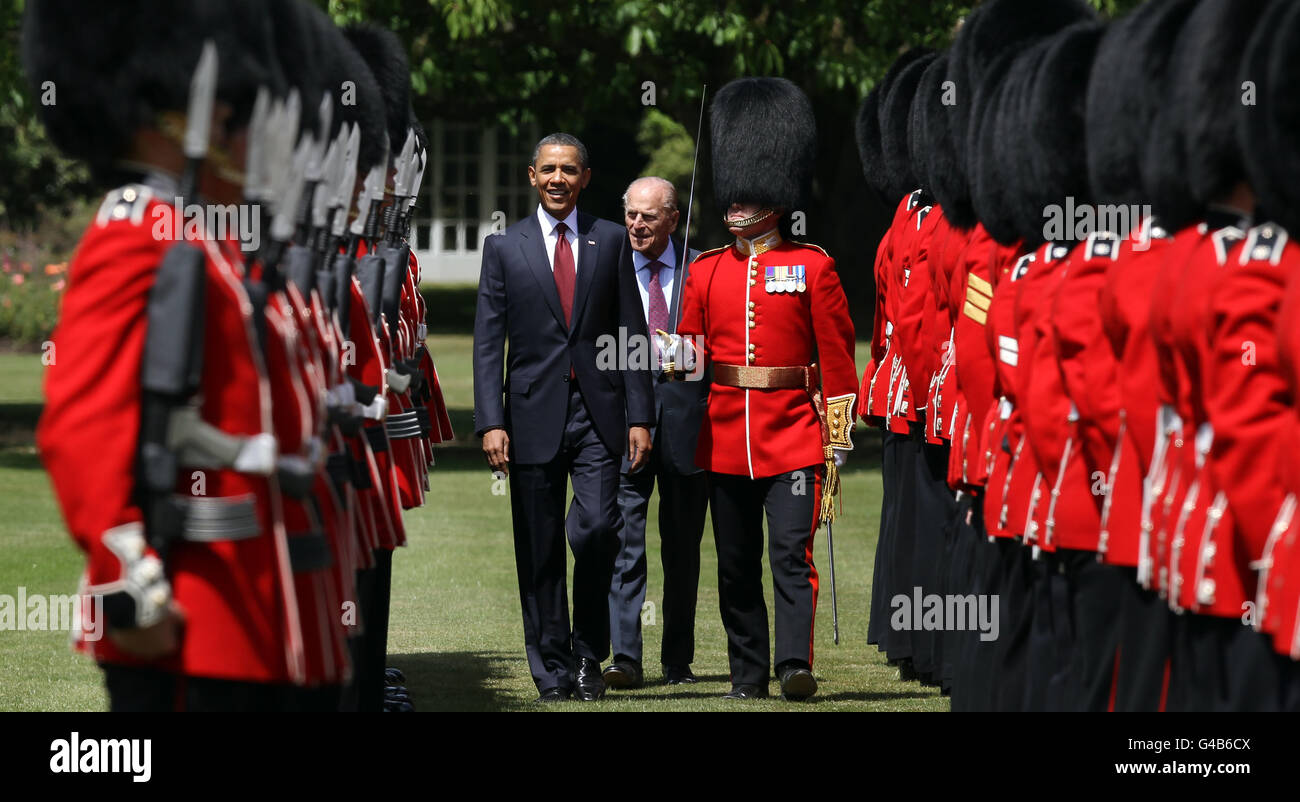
(416, 120, 539, 283)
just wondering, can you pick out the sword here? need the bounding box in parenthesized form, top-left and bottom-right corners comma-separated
(670, 84, 707, 335)
(827, 520, 840, 645)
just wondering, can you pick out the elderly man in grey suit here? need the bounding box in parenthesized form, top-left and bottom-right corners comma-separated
(603, 177, 710, 689)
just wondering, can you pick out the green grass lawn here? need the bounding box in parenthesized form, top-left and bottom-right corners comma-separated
(0, 337, 947, 711)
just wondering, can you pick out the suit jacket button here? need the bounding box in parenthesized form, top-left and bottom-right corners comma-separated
(562, 374, 570, 383)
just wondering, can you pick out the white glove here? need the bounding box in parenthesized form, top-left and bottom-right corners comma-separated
(833, 448, 850, 469)
(233, 433, 279, 475)
(654, 330, 696, 372)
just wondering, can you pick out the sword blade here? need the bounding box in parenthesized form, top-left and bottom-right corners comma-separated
(672, 85, 707, 333)
(827, 520, 839, 645)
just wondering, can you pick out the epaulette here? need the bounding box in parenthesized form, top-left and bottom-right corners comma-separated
(95, 184, 154, 228)
(692, 244, 730, 264)
(1042, 242, 1072, 263)
(789, 240, 830, 257)
(1083, 231, 1120, 262)
(1212, 226, 1248, 266)
(1239, 224, 1288, 267)
(916, 206, 934, 230)
(1010, 252, 1036, 282)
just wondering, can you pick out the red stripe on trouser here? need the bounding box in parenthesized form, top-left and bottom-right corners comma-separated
(806, 467, 823, 667)
(1157, 658, 1170, 712)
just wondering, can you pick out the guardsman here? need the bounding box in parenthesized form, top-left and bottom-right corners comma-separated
(856, 49, 931, 668)
(1241, 0, 1300, 710)
(28, 0, 310, 710)
(677, 77, 858, 701)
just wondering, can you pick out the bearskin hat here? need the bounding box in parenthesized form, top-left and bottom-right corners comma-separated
(969, 39, 1048, 246)
(1139, 0, 1269, 231)
(880, 52, 938, 203)
(856, 48, 932, 204)
(940, 0, 1096, 229)
(343, 22, 412, 153)
(857, 49, 931, 203)
(1010, 22, 1106, 245)
(1086, 0, 1198, 213)
(854, 87, 887, 202)
(908, 53, 949, 201)
(1238, 0, 1300, 231)
(22, 0, 283, 177)
(710, 77, 816, 214)
(278, 0, 387, 171)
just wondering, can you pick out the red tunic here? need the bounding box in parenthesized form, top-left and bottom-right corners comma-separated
(678, 236, 859, 478)
(38, 186, 303, 683)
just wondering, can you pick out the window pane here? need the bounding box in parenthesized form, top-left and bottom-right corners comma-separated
(441, 191, 459, 218)
(465, 223, 479, 251)
(442, 127, 458, 156)
(442, 224, 458, 252)
(464, 130, 480, 157)
(443, 160, 460, 187)
(497, 162, 514, 188)
(464, 161, 479, 187)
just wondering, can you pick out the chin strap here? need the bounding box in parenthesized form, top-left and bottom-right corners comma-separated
(725, 207, 777, 229)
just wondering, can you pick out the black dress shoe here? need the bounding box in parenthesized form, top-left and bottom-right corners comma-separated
(602, 658, 643, 690)
(384, 668, 406, 685)
(383, 698, 416, 712)
(778, 665, 818, 701)
(722, 683, 768, 700)
(663, 665, 697, 685)
(574, 657, 606, 701)
(536, 687, 570, 703)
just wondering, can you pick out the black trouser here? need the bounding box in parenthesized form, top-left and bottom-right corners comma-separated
(1022, 551, 1074, 711)
(868, 430, 903, 652)
(510, 384, 620, 693)
(102, 664, 299, 712)
(992, 539, 1035, 711)
(710, 465, 821, 687)
(886, 433, 921, 663)
(909, 432, 955, 682)
(1168, 613, 1282, 712)
(610, 445, 709, 667)
(339, 547, 394, 712)
(1110, 571, 1171, 711)
(1058, 549, 1127, 712)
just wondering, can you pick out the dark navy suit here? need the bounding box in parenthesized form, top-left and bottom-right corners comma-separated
(608, 237, 711, 668)
(473, 208, 654, 692)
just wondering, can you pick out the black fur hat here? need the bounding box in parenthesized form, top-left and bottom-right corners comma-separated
(1012, 22, 1106, 245)
(22, 0, 283, 177)
(908, 53, 949, 200)
(969, 39, 1046, 247)
(343, 22, 412, 153)
(1238, 0, 1300, 230)
(1143, 0, 1269, 231)
(856, 48, 932, 204)
(880, 52, 938, 203)
(297, 3, 387, 171)
(941, 0, 1096, 228)
(854, 86, 887, 202)
(1087, 0, 1198, 212)
(710, 77, 816, 214)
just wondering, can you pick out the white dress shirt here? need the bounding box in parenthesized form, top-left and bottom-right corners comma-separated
(632, 238, 677, 323)
(537, 205, 581, 276)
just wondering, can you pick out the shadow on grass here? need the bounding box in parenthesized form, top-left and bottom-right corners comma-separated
(389, 649, 532, 711)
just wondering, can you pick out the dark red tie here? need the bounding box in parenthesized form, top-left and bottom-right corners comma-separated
(553, 222, 576, 327)
(647, 260, 670, 361)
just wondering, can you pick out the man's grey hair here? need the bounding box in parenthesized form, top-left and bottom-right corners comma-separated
(622, 176, 679, 213)
(532, 133, 589, 170)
